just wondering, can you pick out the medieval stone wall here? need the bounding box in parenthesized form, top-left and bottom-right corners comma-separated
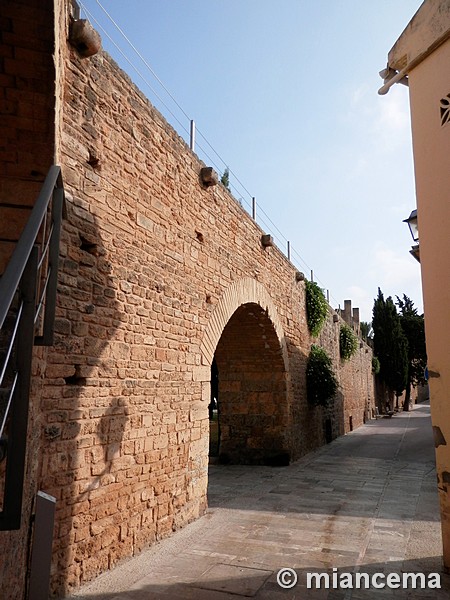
(46, 34, 306, 593)
(0, 2, 375, 597)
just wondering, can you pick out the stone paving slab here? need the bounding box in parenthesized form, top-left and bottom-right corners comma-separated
(68, 403, 450, 599)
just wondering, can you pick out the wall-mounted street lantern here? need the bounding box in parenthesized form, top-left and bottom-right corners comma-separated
(403, 209, 420, 262)
(403, 209, 419, 242)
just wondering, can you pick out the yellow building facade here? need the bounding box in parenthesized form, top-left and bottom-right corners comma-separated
(380, 0, 450, 571)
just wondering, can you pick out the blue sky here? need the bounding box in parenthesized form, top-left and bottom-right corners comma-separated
(78, 0, 424, 322)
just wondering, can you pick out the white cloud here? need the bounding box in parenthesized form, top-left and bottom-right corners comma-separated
(371, 241, 418, 288)
(365, 241, 423, 314)
(345, 83, 411, 153)
(350, 83, 371, 112)
(372, 86, 411, 148)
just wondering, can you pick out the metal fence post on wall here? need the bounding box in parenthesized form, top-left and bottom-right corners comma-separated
(252, 197, 256, 220)
(190, 120, 195, 152)
(287, 241, 291, 261)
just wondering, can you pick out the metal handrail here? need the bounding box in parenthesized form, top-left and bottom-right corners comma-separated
(0, 372, 18, 439)
(0, 302, 23, 387)
(0, 165, 63, 330)
(34, 267, 52, 326)
(37, 222, 55, 270)
(0, 165, 64, 531)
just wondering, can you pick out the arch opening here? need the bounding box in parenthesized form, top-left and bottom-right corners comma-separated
(209, 303, 289, 466)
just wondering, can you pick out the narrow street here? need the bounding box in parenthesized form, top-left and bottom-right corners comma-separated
(69, 402, 449, 599)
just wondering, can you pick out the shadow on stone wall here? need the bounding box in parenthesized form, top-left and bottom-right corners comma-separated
(39, 197, 128, 597)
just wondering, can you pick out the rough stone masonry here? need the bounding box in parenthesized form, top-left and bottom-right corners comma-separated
(0, 1, 375, 597)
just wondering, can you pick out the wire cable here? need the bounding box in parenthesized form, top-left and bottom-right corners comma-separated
(93, 0, 192, 123)
(78, 0, 342, 309)
(80, 4, 254, 211)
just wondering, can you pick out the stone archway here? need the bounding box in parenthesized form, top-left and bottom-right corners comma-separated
(200, 278, 289, 369)
(201, 279, 290, 465)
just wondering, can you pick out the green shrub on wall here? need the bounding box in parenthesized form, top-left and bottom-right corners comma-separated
(339, 323, 358, 360)
(372, 356, 381, 375)
(306, 345, 338, 407)
(305, 280, 328, 337)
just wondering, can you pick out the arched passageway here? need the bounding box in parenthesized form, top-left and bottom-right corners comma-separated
(210, 302, 289, 465)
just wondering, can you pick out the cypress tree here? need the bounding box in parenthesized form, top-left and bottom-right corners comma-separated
(372, 288, 408, 409)
(396, 295, 427, 411)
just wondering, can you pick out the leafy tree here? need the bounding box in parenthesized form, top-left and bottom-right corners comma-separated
(396, 294, 427, 411)
(372, 288, 408, 409)
(220, 167, 230, 190)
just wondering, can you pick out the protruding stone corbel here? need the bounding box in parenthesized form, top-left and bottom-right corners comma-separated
(295, 271, 305, 282)
(200, 167, 218, 188)
(69, 19, 102, 58)
(261, 234, 273, 248)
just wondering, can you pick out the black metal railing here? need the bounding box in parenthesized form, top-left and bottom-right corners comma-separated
(0, 165, 64, 530)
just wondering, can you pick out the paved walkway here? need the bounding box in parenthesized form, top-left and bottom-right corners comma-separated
(68, 402, 450, 599)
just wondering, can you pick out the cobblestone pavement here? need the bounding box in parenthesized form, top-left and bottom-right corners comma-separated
(68, 402, 450, 599)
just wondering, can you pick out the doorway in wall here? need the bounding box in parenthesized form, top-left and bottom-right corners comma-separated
(208, 303, 289, 465)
